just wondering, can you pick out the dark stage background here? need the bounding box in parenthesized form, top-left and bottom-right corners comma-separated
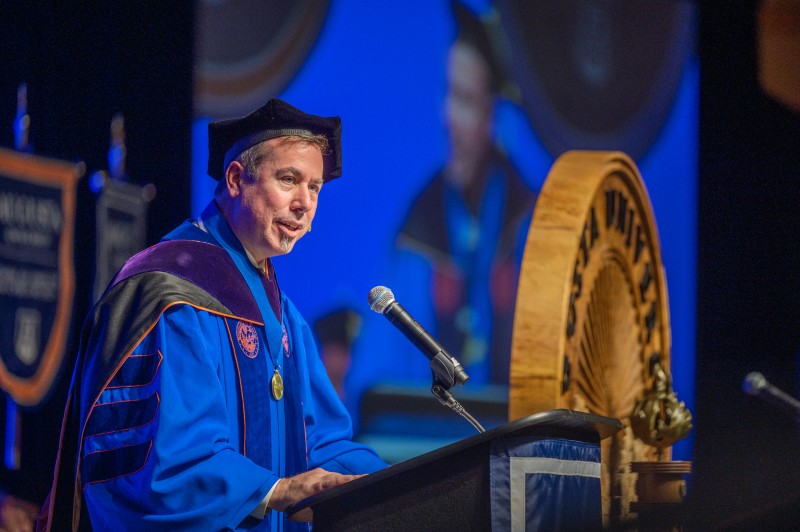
(0, 2, 194, 505)
(692, 1, 800, 528)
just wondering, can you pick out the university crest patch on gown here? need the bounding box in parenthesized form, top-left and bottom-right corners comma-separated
(237, 321, 260, 359)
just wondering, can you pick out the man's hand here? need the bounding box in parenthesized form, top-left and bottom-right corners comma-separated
(0, 493, 39, 532)
(269, 468, 365, 522)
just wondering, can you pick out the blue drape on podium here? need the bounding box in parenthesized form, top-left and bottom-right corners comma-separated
(490, 437, 602, 531)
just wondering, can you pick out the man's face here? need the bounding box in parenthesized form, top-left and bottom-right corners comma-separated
(445, 41, 493, 180)
(227, 137, 323, 261)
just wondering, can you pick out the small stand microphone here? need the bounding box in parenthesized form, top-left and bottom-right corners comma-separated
(368, 286, 485, 433)
(743, 371, 800, 421)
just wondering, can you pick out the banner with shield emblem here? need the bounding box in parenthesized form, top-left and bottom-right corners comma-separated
(0, 147, 83, 407)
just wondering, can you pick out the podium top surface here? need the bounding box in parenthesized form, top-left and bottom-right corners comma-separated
(287, 409, 621, 517)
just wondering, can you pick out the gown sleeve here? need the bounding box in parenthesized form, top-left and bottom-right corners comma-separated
(81, 305, 277, 531)
(283, 298, 388, 475)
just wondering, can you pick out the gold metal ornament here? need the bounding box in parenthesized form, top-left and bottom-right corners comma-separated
(271, 368, 284, 401)
(631, 360, 693, 453)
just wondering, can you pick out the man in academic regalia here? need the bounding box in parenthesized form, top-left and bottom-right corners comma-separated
(41, 99, 386, 531)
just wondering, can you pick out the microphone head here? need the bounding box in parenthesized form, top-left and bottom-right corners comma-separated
(743, 371, 768, 395)
(368, 286, 395, 313)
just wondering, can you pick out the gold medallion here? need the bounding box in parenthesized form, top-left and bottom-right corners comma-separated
(271, 368, 284, 401)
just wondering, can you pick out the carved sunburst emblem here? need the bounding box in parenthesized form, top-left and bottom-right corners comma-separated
(510, 151, 675, 525)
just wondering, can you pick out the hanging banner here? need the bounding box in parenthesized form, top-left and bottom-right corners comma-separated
(93, 179, 153, 302)
(0, 147, 84, 406)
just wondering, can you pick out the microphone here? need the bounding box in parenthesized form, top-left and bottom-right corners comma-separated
(743, 371, 800, 419)
(368, 286, 469, 388)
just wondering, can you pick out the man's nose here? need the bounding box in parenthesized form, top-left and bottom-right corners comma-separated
(292, 186, 313, 212)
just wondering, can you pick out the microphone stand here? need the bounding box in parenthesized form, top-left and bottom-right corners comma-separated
(429, 352, 485, 433)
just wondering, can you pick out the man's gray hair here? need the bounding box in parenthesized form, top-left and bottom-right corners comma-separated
(214, 133, 329, 197)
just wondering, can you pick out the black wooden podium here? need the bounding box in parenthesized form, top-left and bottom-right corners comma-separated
(288, 409, 621, 531)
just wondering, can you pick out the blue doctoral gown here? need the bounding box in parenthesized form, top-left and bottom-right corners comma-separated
(46, 202, 385, 531)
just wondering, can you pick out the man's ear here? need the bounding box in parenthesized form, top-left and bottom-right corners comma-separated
(225, 161, 245, 197)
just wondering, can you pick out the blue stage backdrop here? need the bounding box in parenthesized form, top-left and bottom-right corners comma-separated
(191, 0, 696, 461)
